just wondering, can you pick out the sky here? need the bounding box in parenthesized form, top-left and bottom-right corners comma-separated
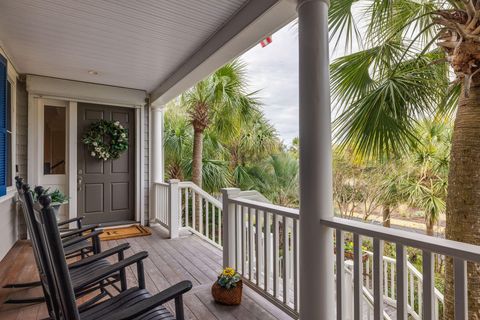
(241, 20, 356, 147)
(241, 22, 299, 146)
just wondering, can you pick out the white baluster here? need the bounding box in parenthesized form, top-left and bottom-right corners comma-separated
(256, 209, 261, 285)
(185, 188, 189, 228)
(205, 200, 209, 239)
(273, 213, 279, 299)
(248, 208, 253, 280)
(264, 211, 271, 293)
(168, 179, 179, 239)
(211, 204, 216, 243)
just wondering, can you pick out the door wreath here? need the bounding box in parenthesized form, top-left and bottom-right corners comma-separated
(82, 120, 128, 161)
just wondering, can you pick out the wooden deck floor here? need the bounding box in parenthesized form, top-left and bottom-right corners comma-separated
(0, 225, 293, 320)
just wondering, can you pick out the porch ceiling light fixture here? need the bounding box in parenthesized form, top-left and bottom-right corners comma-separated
(88, 69, 99, 75)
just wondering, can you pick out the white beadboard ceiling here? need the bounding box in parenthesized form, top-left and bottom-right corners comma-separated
(0, 0, 264, 93)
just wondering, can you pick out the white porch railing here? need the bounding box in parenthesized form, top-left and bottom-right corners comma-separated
(363, 251, 444, 319)
(153, 180, 223, 246)
(177, 181, 223, 247)
(225, 196, 300, 318)
(152, 182, 169, 229)
(152, 182, 475, 320)
(325, 217, 478, 320)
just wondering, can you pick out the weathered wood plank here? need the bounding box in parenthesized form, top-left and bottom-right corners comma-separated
(0, 226, 293, 320)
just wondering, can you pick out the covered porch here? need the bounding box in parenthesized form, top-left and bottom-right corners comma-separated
(0, 226, 292, 320)
(1, 0, 479, 319)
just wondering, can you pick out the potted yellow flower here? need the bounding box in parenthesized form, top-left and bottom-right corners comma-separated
(211, 267, 242, 305)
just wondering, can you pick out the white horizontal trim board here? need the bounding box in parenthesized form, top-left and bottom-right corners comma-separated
(26, 75, 146, 106)
(322, 217, 480, 263)
(229, 197, 299, 219)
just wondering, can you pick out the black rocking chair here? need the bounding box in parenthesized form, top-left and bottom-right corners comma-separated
(5, 181, 128, 314)
(32, 184, 102, 259)
(33, 193, 192, 320)
(3, 177, 104, 303)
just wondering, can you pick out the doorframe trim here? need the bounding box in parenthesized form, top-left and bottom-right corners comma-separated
(28, 94, 146, 225)
(68, 101, 77, 221)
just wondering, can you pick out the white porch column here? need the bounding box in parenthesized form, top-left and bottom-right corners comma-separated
(152, 107, 165, 183)
(298, 0, 334, 319)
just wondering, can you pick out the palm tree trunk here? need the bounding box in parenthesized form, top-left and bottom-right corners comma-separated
(192, 130, 203, 188)
(382, 206, 391, 228)
(425, 217, 434, 236)
(445, 78, 480, 319)
(192, 129, 203, 229)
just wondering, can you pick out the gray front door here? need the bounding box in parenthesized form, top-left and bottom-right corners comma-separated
(77, 103, 135, 225)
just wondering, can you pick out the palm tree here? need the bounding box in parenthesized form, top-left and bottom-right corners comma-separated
(401, 120, 450, 235)
(378, 163, 404, 228)
(250, 153, 299, 207)
(225, 110, 280, 188)
(182, 60, 259, 227)
(182, 60, 259, 189)
(329, 0, 475, 315)
(163, 101, 191, 180)
(164, 103, 232, 192)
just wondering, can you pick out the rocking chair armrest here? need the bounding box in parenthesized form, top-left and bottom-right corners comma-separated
(69, 243, 130, 269)
(103, 281, 193, 320)
(57, 216, 84, 227)
(62, 230, 103, 248)
(60, 225, 99, 239)
(73, 251, 148, 291)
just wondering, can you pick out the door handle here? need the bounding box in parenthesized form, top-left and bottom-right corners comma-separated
(77, 176, 83, 191)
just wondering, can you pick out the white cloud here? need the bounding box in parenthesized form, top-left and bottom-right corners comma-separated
(241, 22, 299, 146)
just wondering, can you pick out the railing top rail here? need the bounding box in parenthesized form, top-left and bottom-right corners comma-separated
(322, 217, 480, 263)
(153, 182, 169, 187)
(228, 197, 299, 220)
(178, 181, 222, 208)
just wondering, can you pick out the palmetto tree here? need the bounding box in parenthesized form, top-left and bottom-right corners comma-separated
(250, 153, 299, 207)
(164, 102, 191, 180)
(164, 103, 232, 193)
(226, 110, 280, 188)
(329, 0, 478, 316)
(182, 60, 259, 190)
(401, 120, 450, 235)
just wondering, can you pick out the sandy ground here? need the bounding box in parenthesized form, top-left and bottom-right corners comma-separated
(348, 211, 446, 235)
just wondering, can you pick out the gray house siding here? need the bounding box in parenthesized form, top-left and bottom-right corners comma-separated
(0, 79, 150, 260)
(0, 79, 28, 260)
(0, 198, 17, 259)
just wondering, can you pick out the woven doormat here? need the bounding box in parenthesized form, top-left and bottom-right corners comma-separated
(99, 225, 151, 241)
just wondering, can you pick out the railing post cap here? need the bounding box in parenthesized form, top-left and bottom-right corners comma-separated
(169, 179, 180, 184)
(221, 188, 240, 195)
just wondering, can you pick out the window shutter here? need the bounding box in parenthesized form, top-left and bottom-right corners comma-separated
(0, 55, 8, 196)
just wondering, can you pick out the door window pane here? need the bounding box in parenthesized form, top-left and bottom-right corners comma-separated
(44, 106, 66, 174)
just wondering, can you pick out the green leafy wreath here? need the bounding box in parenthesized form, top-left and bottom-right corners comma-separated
(82, 120, 128, 161)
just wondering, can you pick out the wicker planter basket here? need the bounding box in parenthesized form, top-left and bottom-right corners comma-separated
(211, 280, 243, 305)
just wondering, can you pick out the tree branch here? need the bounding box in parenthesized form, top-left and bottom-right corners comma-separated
(472, 24, 480, 34)
(460, 0, 477, 23)
(437, 41, 460, 48)
(467, 11, 479, 30)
